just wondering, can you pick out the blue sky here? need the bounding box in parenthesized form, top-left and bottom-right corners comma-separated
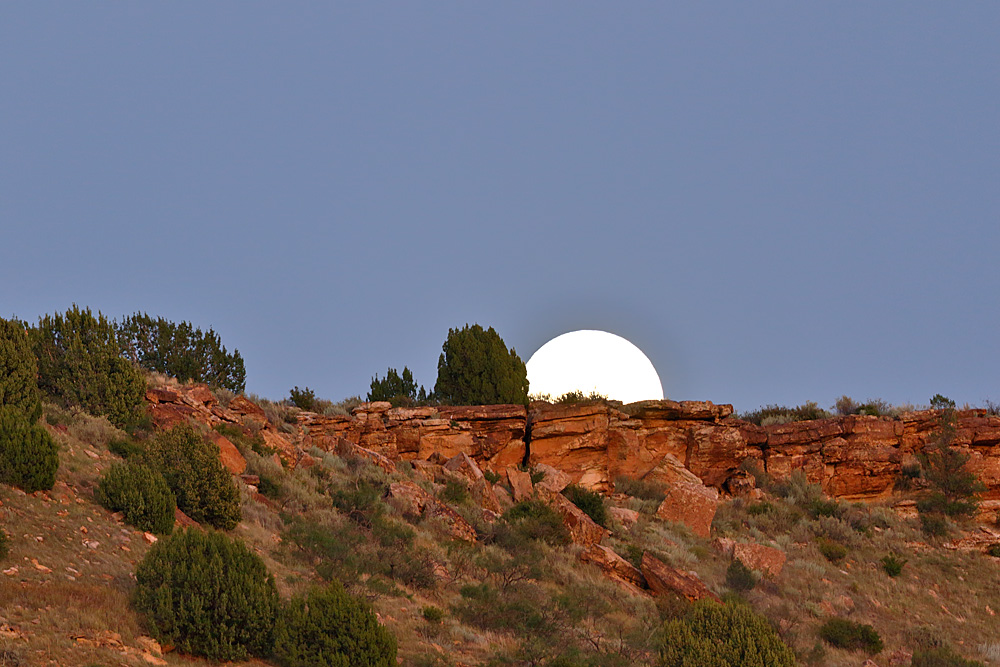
(2, 4, 998, 412)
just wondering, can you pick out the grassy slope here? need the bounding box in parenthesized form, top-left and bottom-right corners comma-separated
(2, 403, 999, 667)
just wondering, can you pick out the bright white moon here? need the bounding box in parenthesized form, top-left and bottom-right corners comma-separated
(526, 330, 664, 404)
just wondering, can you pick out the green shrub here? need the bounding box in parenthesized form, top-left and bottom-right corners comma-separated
(117, 313, 246, 393)
(133, 529, 278, 661)
(108, 437, 145, 460)
(421, 606, 444, 623)
(562, 484, 607, 527)
(818, 618, 883, 654)
(483, 469, 501, 485)
(0, 407, 58, 492)
(440, 479, 469, 504)
(657, 599, 795, 666)
(920, 513, 950, 537)
(745, 501, 773, 516)
(912, 646, 985, 667)
(806, 497, 842, 519)
(143, 424, 240, 530)
(288, 386, 316, 411)
(0, 318, 42, 423)
(31, 306, 146, 430)
(95, 462, 175, 534)
(368, 367, 427, 406)
(896, 463, 923, 490)
(433, 324, 528, 406)
(985, 543, 1000, 558)
(0, 528, 8, 560)
(816, 537, 847, 562)
(500, 500, 570, 546)
(725, 558, 758, 592)
(880, 554, 907, 577)
(274, 583, 397, 667)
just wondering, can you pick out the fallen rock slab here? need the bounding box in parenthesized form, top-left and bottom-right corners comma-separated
(580, 543, 646, 590)
(641, 552, 721, 602)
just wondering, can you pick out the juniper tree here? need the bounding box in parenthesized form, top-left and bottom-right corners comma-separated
(433, 324, 528, 405)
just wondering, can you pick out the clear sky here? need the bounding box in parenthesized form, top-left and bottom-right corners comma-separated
(2, 4, 998, 413)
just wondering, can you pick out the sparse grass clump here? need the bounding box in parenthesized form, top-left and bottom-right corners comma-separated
(816, 537, 848, 563)
(818, 618, 883, 654)
(912, 646, 985, 667)
(133, 528, 279, 661)
(274, 583, 397, 667)
(739, 401, 830, 426)
(95, 462, 175, 534)
(614, 475, 666, 504)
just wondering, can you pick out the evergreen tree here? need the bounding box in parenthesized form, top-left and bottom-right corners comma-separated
(433, 324, 528, 405)
(918, 407, 985, 519)
(117, 313, 246, 393)
(0, 317, 42, 423)
(0, 406, 58, 492)
(31, 306, 146, 430)
(367, 367, 423, 406)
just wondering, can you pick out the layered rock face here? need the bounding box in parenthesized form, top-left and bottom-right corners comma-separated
(146, 384, 1000, 512)
(527, 401, 1000, 506)
(297, 403, 527, 470)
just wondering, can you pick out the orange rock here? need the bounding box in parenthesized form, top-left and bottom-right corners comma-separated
(533, 463, 572, 493)
(506, 467, 534, 502)
(608, 506, 640, 531)
(648, 454, 719, 538)
(208, 432, 246, 475)
(537, 488, 608, 546)
(384, 481, 477, 543)
(174, 508, 199, 529)
(640, 552, 720, 602)
(732, 542, 786, 577)
(228, 395, 269, 425)
(580, 543, 646, 591)
(182, 384, 216, 407)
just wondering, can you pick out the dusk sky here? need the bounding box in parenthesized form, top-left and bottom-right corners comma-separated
(2, 4, 998, 413)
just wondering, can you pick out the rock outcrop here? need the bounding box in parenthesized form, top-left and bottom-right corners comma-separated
(640, 552, 720, 602)
(145, 384, 1000, 520)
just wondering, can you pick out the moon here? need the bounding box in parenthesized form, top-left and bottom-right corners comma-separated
(526, 330, 664, 404)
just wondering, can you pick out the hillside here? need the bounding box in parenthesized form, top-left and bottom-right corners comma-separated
(2, 381, 1000, 666)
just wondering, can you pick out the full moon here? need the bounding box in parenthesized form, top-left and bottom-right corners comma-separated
(526, 330, 664, 404)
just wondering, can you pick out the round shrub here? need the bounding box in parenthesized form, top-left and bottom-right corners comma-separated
(816, 537, 848, 562)
(95, 462, 175, 535)
(0, 528, 9, 560)
(274, 583, 397, 667)
(880, 554, 907, 577)
(0, 407, 58, 493)
(500, 500, 570, 546)
(133, 528, 278, 661)
(562, 484, 607, 527)
(143, 424, 240, 530)
(818, 617, 883, 654)
(657, 599, 795, 667)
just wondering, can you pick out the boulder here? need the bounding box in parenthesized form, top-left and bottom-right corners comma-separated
(650, 455, 720, 538)
(208, 432, 246, 475)
(533, 463, 572, 493)
(640, 552, 720, 602)
(732, 542, 786, 577)
(228, 395, 269, 425)
(183, 384, 217, 407)
(335, 438, 396, 474)
(580, 543, 646, 591)
(384, 481, 477, 543)
(537, 488, 608, 546)
(506, 467, 534, 502)
(444, 452, 485, 484)
(608, 506, 640, 531)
